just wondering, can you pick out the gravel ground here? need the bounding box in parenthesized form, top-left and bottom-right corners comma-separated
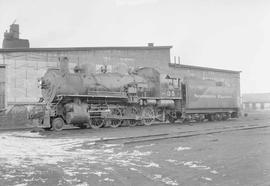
(0, 115, 270, 186)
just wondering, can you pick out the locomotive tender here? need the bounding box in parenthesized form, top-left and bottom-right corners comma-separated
(38, 57, 240, 131)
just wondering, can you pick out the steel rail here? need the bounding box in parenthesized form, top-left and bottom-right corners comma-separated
(93, 123, 270, 145)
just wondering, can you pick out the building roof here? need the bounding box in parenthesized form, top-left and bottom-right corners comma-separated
(169, 63, 241, 74)
(0, 46, 172, 53)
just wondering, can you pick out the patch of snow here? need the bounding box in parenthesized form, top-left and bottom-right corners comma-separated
(153, 174, 162, 179)
(135, 143, 155, 149)
(65, 177, 81, 184)
(2, 174, 16, 179)
(34, 177, 47, 183)
(201, 176, 212, 181)
(109, 150, 151, 159)
(102, 144, 122, 148)
(84, 142, 95, 146)
(14, 183, 27, 186)
(64, 169, 78, 176)
(104, 167, 114, 171)
(166, 159, 177, 163)
(161, 177, 179, 186)
(143, 162, 160, 168)
(76, 182, 89, 186)
(174, 146, 191, 151)
(129, 150, 152, 156)
(183, 161, 197, 166)
(130, 167, 139, 171)
(189, 164, 210, 170)
(78, 167, 91, 171)
(182, 161, 210, 170)
(104, 177, 114, 182)
(114, 159, 137, 167)
(0, 133, 102, 166)
(90, 171, 108, 177)
(103, 148, 114, 153)
(152, 174, 178, 186)
(210, 170, 218, 174)
(0, 131, 156, 180)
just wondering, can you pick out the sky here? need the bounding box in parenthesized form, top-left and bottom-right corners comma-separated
(0, 0, 270, 94)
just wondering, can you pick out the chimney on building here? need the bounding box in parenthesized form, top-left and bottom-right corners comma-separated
(2, 22, 30, 49)
(10, 24, 19, 39)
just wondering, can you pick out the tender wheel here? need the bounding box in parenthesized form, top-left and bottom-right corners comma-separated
(108, 108, 123, 128)
(126, 119, 138, 127)
(207, 114, 215, 122)
(141, 106, 155, 126)
(51, 117, 65, 131)
(222, 113, 229, 121)
(168, 117, 177, 123)
(231, 112, 238, 118)
(90, 118, 105, 129)
(215, 113, 222, 121)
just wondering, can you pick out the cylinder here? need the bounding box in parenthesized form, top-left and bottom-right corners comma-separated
(66, 112, 89, 124)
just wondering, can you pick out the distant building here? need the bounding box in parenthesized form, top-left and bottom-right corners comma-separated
(242, 93, 270, 110)
(2, 23, 30, 49)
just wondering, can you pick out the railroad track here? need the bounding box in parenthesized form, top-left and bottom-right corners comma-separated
(93, 122, 270, 145)
(5, 119, 270, 144)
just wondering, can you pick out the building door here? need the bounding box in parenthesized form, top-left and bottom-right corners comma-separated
(0, 66, 6, 110)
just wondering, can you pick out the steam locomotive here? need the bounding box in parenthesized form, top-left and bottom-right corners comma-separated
(37, 57, 240, 131)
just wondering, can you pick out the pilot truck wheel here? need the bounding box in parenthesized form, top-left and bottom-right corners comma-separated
(51, 117, 65, 131)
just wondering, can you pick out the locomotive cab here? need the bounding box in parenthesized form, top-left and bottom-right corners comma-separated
(160, 74, 182, 98)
